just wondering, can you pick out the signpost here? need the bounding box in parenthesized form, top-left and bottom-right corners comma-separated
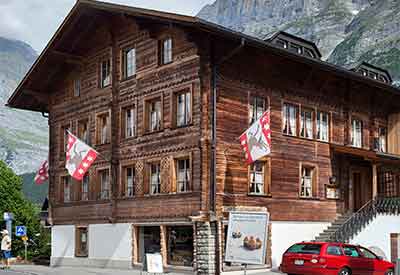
(225, 211, 269, 274)
(16, 226, 28, 263)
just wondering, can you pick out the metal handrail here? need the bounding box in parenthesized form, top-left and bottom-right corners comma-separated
(329, 197, 400, 242)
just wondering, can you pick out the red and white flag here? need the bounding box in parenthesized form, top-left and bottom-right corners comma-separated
(34, 160, 49, 185)
(66, 131, 98, 181)
(240, 110, 272, 164)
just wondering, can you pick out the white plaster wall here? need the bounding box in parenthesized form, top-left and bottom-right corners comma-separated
(270, 221, 330, 268)
(88, 223, 132, 261)
(51, 225, 75, 258)
(350, 214, 400, 261)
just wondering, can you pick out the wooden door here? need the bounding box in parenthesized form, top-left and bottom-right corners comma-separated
(352, 168, 372, 211)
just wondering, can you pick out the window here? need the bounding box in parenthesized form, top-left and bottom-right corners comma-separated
(177, 158, 190, 192)
(286, 244, 322, 255)
(146, 99, 162, 132)
(317, 111, 329, 142)
(249, 161, 271, 195)
(161, 38, 173, 65)
(249, 97, 266, 124)
(351, 119, 363, 148)
(76, 227, 88, 257)
(167, 226, 193, 267)
(276, 39, 288, 49)
(290, 43, 302, 54)
(300, 108, 313, 139)
(150, 163, 161, 194)
(61, 125, 70, 153)
(82, 175, 89, 201)
(304, 48, 316, 58)
(138, 226, 161, 263)
(63, 176, 71, 203)
(300, 165, 315, 198)
(176, 91, 191, 127)
(359, 247, 377, 259)
(378, 127, 387, 153)
(283, 103, 297, 136)
(100, 59, 111, 88)
(74, 78, 81, 97)
(78, 120, 89, 145)
(327, 245, 343, 256)
(126, 166, 135, 197)
(343, 246, 361, 257)
(96, 113, 110, 144)
(99, 169, 110, 200)
(123, 48, 136, 78)
(123, 107, 136, 138)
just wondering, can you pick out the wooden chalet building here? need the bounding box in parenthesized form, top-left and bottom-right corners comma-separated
(7, 0, 400, 273)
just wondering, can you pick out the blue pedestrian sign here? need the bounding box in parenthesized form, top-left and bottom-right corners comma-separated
(15, 226, 27, 237)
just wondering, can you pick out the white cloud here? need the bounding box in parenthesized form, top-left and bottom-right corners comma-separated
(0, 0, 215, 53)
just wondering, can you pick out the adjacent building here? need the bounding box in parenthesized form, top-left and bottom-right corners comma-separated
(7, 0, 400, 273)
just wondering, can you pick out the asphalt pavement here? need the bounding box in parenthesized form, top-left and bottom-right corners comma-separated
(0, 265, 282, 275)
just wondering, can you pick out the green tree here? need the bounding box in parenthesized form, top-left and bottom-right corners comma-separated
(0, 160, 49, 259)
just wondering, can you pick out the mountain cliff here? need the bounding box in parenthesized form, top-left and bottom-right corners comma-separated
(198, 0, 400, 83)
(0, 37, 48, 174)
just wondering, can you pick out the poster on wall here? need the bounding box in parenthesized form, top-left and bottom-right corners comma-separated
(225, 211, 269, 265)
(144, 253, 164, 273)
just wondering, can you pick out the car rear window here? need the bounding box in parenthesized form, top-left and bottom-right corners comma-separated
(286, 244, 322, 255)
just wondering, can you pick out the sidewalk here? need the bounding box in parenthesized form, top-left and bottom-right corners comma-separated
(4, 265, 282, 275)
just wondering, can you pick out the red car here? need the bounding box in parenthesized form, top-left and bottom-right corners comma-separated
(280, 241, 394, 275)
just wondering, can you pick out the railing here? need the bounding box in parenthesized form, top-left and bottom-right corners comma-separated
(330, 197, 400, 242)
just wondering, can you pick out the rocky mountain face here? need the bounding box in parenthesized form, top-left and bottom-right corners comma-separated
(198, 0, 400, 83)
(0, 37, 48, 174)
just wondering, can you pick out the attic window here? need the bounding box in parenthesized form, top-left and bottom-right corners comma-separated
(276, 39, 288, 49)
(290, 43, 302, 54)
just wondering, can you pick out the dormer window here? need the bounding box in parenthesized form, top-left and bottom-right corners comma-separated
(352, 62, 392, 84)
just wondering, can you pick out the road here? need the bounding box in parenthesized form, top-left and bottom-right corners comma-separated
(0, 265, 282, 275)
(0, 265, 279, 275)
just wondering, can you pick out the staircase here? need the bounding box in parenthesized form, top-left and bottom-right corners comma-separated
(314, 212, 352, 242)
(313, 198, 400, 242)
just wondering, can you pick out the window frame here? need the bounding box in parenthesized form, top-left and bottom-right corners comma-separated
(81, 174, 89, 201)
(144, 95, 163, 133)
(248, 158, 271, 196)
(160, 37, 173, 65)
(149, 162, 161, 195)
(75, 226, 89, 257)
(121, 104, 137, 139)
(175, 157, 192, 193)
(171, 86, 193, 128)
(378, 126, 387, 153)
(73, 77, 81, 97)
(299, 162, 318, 199)
(62, 175, 71, 203)
(122, 47, 137, 79)
(282, 102, 299, 136)
(351, 118, 363, 148)
(100, 58, 111, 88)
(300, 107, 314, 139)
(98, 168, 111, 200)
(60, 122, 72, 157)
(316, 111, 330, 142)
(249, 95, 267, 125)
(95, 110, 111, 145)
(77, 118, 90, 145)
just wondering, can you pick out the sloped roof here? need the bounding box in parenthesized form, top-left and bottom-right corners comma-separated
(351, 61, 393, 83)
(7, 0, 400, 112)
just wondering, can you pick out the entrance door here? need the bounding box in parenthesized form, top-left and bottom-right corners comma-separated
(352, 168, 372, 211)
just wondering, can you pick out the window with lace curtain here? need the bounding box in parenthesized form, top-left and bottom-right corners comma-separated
(249, 96, 266, 124)
(99, 169, 110, 200)
(176, 91, 191, 127)
(96, 112, 110, 144)
(283, 103, 298, 136)
(351, 119, 363, 148)
(150, 163, 161, 195)
(81, 175, 89, 201)
(300, 165, 316, 198)
(63, 176, 71, 203)
(316, 111, 329, 142)
(300, 108, 313, 139)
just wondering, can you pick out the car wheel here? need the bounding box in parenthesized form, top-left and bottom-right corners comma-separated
(338, 267, 351, 275)
(385, 269, 394, 275)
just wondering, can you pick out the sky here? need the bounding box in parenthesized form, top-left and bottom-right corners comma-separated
(0, 0, 215, 53)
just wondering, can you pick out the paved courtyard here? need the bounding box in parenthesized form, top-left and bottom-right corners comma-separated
(0, 265, 281, 275)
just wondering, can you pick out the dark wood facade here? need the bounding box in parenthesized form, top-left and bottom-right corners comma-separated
(7, 0, 400, 271)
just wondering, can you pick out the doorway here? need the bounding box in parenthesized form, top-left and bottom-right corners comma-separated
(351, 167, 372, 211)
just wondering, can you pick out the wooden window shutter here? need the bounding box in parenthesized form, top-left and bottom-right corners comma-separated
(143, 163, 150, 195)
(264, 159, 271, 195)
(312, 167, 318, 198)
(170, 157, 177, 193)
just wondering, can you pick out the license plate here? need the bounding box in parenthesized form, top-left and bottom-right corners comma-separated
(294, 259, 304, 266)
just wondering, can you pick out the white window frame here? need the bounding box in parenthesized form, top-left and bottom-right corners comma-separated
(351, 119, 363, 148)
(300, 166, 314, 198)
(177, 158, 191, 193)
(150, 163, 161, 194)
(300, 108, 313, 139)
(283, 103, 297, 136)
(125, 107, 136, 138)
(176, 91, 191, 127)
(162, 38, 173, 64)
(124, 48, 136, 78)
(317, 111, 329, 142)
(126, 166, 135, 197)
(149, 100, 161, 132)
(249, 162, 265, 195)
